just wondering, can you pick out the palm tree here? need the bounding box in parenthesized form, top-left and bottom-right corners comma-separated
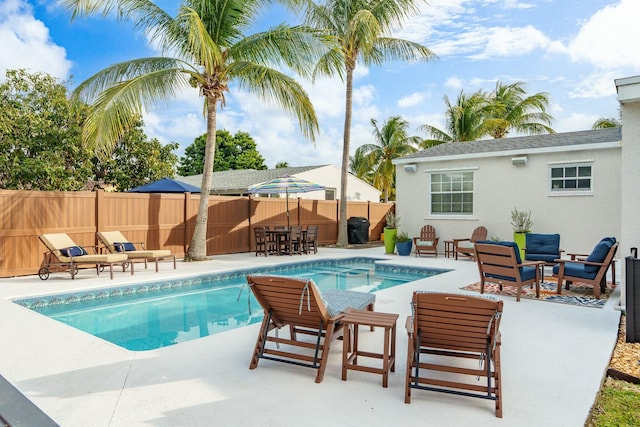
(349, 149, 373, 183)
(356, 116, 419, 202)
(301, 0, 436, 246)
(65, 0, 322, 260)
(420, 90, 492, 145)
(592, 117, 622, 129)
(487, 81, 554, 138)
(275, 161, 289, 168)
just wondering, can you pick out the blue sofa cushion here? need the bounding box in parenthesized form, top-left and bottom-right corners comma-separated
(114, 242, 136, 252)
(60, 246, 88, 257)
(552, 262, 597, 280)
(585, 237, 616, 273)
(525, 233, 560, 263)
(486, 265, 537, 283)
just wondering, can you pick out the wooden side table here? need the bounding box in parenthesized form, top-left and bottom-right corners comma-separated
(341, 310, 399, 387)
(444, 240, 454, 258)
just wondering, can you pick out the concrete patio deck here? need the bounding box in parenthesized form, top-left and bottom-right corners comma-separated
(0, 246, 621, 426)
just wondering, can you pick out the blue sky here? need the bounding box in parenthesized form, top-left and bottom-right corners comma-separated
(1, 0, 639, 169)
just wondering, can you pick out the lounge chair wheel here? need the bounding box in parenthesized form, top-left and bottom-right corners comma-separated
(68, 265, 79, 277)
(98, 265, 105, 273)
(38, 267, 50, 280)
(124, 261, 131, 270)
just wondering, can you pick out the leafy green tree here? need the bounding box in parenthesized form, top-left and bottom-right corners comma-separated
(93, 120, 179, 190)
(178, 130, 266, 175)
(0, 69, 93, 190)
(356, 116, 419, 202)
(487, 81, 554, 138)
(302, 0, 436, 246)
(275, 161, 289, 168)
(65, 0, 323, 260)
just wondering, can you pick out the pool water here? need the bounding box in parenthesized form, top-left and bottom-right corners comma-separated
(15, 258, 447, 351)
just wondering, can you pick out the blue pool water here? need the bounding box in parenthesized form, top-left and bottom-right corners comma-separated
(15, 257, 447, 351)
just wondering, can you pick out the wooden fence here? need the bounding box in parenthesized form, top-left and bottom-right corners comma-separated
(0, 190, 393, 278)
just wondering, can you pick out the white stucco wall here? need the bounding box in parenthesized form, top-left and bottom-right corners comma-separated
(297, 165, 381, 202)
(396, 146, 621, 254)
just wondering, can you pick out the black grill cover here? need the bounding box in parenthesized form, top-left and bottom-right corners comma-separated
(347, 217, 370, 244)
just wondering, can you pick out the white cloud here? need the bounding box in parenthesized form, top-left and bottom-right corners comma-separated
(567, 0, 640, 70)
(398, 92, 425, 108)
(0, 0, 71, 80)
(568, 70, 622, 99)
(469, 25, 555, 60)
(444, 76, 464, 90)
(554, 112, 600, 133)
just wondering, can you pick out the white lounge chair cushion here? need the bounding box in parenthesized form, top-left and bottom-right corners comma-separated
(416, 240, 434, 246)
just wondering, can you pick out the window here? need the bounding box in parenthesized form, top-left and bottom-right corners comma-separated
(324, 188, 335, 200)
(550, 164, 592, 192)
(430, 171, 474, 215)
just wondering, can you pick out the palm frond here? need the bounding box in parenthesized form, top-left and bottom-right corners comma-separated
(232, 62, 318, 141)
(72, 57, 196, 103)
(365, 37, 436, 66)
(81, 67, 194, 155)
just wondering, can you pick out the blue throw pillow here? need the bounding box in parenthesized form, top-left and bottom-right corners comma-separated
(114, 242, 136, 252)
(60, 246, 87, 257)
(585, 237, 616, 273)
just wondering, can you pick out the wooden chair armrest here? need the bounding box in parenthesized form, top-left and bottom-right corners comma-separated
(453, 238, 471, 244)
(556, 258, 607, 267)
(567, 252, 589, 260)
(520, 260, 544, 267)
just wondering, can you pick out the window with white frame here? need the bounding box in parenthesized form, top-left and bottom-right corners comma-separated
(549, 163, 592, 192)
(430, 171, 474, 215)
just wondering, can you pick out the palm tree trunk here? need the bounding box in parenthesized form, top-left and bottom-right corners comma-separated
(186, 97, 218, 260)
(336, 66, 354, 247)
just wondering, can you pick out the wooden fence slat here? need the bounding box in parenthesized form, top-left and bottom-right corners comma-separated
(0, 189, 393, 277)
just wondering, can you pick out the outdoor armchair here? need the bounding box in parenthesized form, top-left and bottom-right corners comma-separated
(474, 241, 544, 301)
(413, 225, 439, 257)
(453, 226, 488, 260)
(552, 237, 618, 299)
(524, 233, 562, 279)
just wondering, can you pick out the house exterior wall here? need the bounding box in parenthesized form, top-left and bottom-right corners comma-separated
(297, 165, 381, 202)
(395, 146, 621, 254)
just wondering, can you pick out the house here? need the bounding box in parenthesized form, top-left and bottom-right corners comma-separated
(393, 127, 622, 254)
(178, 164, 381, 202)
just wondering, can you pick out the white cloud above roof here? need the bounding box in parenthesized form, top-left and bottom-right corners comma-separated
(0, 0, 71, 81)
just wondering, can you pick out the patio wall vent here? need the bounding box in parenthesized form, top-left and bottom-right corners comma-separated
(511, 156, 528, 166)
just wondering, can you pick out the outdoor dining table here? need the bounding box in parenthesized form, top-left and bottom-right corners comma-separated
(266, 227, 307, 255)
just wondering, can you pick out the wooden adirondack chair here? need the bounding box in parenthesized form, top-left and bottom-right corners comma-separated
(413, 225, 439, 257)
(453, 226, 488, 260)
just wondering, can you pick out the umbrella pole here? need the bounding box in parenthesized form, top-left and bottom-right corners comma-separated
(286, 189, 290, 229)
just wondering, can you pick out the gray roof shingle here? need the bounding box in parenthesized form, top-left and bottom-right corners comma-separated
(399, 127, 621, 161)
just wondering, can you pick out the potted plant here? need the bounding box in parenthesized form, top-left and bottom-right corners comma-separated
(511, 208, 533, 259)
(394, 231, 413, 256)
(383, 211, 398, 254)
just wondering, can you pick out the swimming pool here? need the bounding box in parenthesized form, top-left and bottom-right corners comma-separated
(14, 257, 447, 351)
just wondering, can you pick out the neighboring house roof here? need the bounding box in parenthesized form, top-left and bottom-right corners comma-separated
(179, 165, 330, 193)
(395, 127, 622, 164)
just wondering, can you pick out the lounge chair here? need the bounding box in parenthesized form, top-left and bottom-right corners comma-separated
(404, 291, 504, 418)
(38, 233, 129, 280)
(413, 225, 439, 257)
(552, 237, 618, 299)
(453, 226, 488, 260)
(247, 275, 375, 383)
(97, 231, 176, 272)
(474, 241, 544, 301)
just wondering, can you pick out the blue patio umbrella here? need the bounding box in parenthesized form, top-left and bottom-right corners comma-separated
(247, 175, 325, 228)
(128, 178, 201, 193)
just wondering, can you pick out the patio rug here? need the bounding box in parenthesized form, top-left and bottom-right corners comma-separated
(461, 278, 616, 308)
